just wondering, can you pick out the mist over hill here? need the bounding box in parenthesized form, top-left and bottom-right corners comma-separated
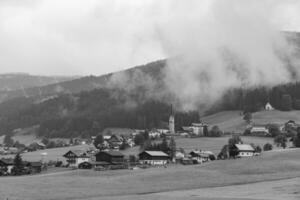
(0, 32, 299, 138)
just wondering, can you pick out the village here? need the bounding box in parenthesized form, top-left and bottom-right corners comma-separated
(0, 102, 299, 176)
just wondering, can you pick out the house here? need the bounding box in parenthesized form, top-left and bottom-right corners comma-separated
(63, 150, 90, 168)
(189, 150, 211, 164)
(107, 135, 123, 149)
(138, 151, 169, 165)
(103, 135, 112, 140)
(234, 144, 255, 157)
(3, 147, 19, 155)
(175, 151, 185, 163)
(126, 138, 135, 148)
(148, 130, 162, 139)
(27, 142, 46, 151)
(95, 151, 124, 164)
(250, 126, 270, 136)
(0, 158, 14, 174)
(25, 162, 42, 173)
(179, 132, 190, 137)
(265, 102, 274, 111)
(183, 123, 209, 136)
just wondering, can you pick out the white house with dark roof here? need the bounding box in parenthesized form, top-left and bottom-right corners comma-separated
(63, 150, 90, 168)
(250, 126, 270, 136)
(234, 144, 255, 157)
(138, 151, 169, 165)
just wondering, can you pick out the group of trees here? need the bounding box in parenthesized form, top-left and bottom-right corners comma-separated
(3, 135, 26, 149)
(0, 87, 200, 138)
(208, 82, 300, 114)
(208, 126, 223, 137)
(292, 128, 300, 147)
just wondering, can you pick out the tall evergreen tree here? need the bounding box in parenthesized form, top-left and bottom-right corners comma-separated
(169, 137, 176, 161)
(160, 136, 169, 153)
(13, 153, 24, 175)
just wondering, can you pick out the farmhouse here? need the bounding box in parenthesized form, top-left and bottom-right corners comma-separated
(107, 135, 123, 149)
(27, 142, 46, 151)
(183, 123, 208, 136)
(148, 130, 162, 139)
(25, 161, 43, 173)
(250, 126, 270, 136)
(234, 144, 255, 158)
(95, 151, 124, 164)
(0, 158, 14, 174)
(139, 151, 169, 165)
(63, 150, 90, 168)
(189, 150, 212, 164)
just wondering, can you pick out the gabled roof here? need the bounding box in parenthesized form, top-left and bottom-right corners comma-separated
(189, 150, 212, 158)
(141, 151, 169, 157)
(97, 150, 124, 157)
(28, 162, 42, 167)
(63, 150, 89, 158)
(0, 158, 14, 165)
(235, 144, 255, 152)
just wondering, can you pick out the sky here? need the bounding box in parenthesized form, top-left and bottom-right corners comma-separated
(0, 0, 300, 76)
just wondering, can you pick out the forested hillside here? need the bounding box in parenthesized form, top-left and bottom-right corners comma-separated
(208, 82, 300, 115)
(0, 60, 166, 103)
(0, 88, 199, 138)
(0, 73, 77, 102)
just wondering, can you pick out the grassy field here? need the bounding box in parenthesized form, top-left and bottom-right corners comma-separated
(202, 110, 300, 132)
(0, 148, 299, 200)
(175, 135, 280, 154)
(0, 144, 94, 162)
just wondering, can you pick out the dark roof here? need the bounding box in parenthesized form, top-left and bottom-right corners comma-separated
(28, 162, 42, 167)
(96, 151, 124, 157)
(0, 158, 14, 165)
(235, 144, 255, 152)
(63, 150, 89, 158)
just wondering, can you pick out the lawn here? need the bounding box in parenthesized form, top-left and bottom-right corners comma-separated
(202, 110, 300, 132)
(0, 148, 299, 200)
(176, 135, 280, 154)
(0, 144, 94, 162)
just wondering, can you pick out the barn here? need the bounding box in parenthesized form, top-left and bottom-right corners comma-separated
(138, 151, 169, 165)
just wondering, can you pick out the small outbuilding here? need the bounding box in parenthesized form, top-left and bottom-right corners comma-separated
(138, 151, 169, 165)
(26, 161, 43, 173)
(95, 151, 124, 164)
(265, 102, 274, 111)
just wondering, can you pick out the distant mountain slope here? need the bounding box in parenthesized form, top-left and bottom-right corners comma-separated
(0, 60, 166, 103)
(0, 73, 79, 102)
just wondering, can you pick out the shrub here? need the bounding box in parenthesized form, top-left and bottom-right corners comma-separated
(263, 143, 273, 151)
(274, 134, 287, 148)
(209, 126, 223, 137)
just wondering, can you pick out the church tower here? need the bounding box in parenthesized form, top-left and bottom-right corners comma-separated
(169, 104, 175, 134)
